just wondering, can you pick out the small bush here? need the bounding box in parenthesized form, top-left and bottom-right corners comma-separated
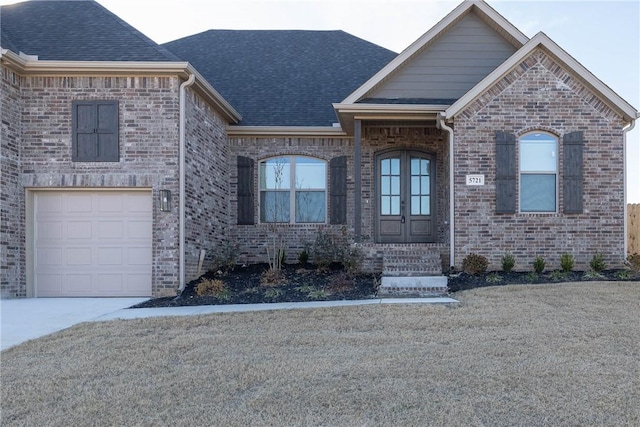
(311, 230, 340, 268)
(627, 253, 640, 272)
(298, 249, 309, 264)
(211, 242, 239, 273)
(342, 244, 364, 274)
(590, 252, 606, 272)
(462, 253, 489, 275)
(583, 270, 605, 280)
(526, 272, 538, 283)
(550, 270, 568, 281)
(560, 253, 574, 272)
(196, 279, 227, 297)
(532, 256, 546, 274)
(501, 253, 515, 272)
(264, 288, 283, 300)
(327, 271, 353, 293)
(260, 269, 286, 287)
(615, 270, 632, 280)
(486, 272, 502, 284)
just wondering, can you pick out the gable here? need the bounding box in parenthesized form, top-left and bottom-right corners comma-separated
(367, 13, 518, 102)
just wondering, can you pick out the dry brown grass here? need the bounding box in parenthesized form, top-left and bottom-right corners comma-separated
(2, 282, 639, 426)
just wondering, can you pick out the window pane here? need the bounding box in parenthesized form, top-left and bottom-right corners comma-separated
(295, 191, 325, 223)
(411, 176, 420, 195)
(381, 196, 390, 215)
(411, 158, 419, 175)
(520, 134, 557, 172)
(411, 196, 420, 215)
(421, 176, 430, 195)
(295, 158, 326, 189)
(391, 176, 400, 195)
(521, 174, 556, 212)
(391, 196, 400, 215)
(421, 196, 430, 215)
(421, 159, 429, 175)
(260, 191, 290, 222)
(260, 158, 291, 190)
(390, 158, 400, 175)
(381, 159, 390, 175)
(381, 176, 390, 195)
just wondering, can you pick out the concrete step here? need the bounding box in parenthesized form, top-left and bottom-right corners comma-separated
(378, 276, 449, 298)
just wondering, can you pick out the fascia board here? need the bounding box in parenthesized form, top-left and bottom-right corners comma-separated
(0, 50, 241, 123)
(228, 126, 348, 137)
(341, 0, 528, 105)
(446, 32, 638, 123)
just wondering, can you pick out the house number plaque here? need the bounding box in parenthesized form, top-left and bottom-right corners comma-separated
(466, 174, 485, 185)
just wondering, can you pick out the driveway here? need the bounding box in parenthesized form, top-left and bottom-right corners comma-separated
(0, 298, 148, 351)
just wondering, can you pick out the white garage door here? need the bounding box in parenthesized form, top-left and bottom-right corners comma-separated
(34, 190, 152, 297)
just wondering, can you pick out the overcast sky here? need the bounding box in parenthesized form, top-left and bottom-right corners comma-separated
(2, 0, 639, 201)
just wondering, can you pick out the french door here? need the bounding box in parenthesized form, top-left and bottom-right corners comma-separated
(375, 150, 436, 243)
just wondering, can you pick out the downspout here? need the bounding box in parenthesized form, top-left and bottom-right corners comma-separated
(437, 112, 455, 269)
(623, 115, 637, 261)
(178, 73, 196, 293)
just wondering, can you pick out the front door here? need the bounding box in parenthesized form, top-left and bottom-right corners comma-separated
(376, 150, 436, 243)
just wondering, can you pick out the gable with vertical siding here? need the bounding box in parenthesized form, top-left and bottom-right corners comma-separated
(368, 13, 518, 101)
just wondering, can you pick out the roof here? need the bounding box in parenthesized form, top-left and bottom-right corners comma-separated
(0, 0, 179, 61)
(163, 30, 397, 126)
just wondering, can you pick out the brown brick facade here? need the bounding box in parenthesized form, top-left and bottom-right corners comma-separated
(453, 49, 626, 270)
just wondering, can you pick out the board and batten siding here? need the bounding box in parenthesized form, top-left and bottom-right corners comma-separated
(370, 13, 518, 100)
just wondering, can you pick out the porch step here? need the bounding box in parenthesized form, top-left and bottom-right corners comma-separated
(382, 247, 442, 276)
(378, 276, 449, 297)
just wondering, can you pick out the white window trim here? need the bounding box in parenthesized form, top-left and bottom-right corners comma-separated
(259, 155, 328, 224)
(518, 132, 559, 214)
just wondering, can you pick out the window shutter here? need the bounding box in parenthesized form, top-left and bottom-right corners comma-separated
(495, 131, 516, 214)
(72, 100, 119, 162)
(237, 156, 255, 225)
(330, 156, 347, 224)
(563, 131, 584, 214)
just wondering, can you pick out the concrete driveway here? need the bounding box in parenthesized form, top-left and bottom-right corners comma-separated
(0, 298, 148, 351)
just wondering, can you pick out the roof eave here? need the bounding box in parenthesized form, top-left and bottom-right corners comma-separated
(446, 32, 638, 124)
(0, 49, 241, 123)
(333, 103, 445, 135)
(228, 126, 347, 137)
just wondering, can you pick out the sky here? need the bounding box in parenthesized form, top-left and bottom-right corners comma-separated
(1, 0, 639, 201)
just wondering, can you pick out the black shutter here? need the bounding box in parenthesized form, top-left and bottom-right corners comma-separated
(563, 131, 584, 214)
(72, 100, 119, 162)
(237, 156, 255, 225)
(330, 156, 347, 224)
(495, 131, 516, 214)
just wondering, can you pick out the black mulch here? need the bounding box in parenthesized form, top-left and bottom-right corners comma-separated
(132, 265, 639, 309)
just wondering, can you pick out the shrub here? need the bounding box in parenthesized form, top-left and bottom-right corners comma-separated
(311, 230, 339, 268)
(532, 256, 546, 274)
(627, 253, 640, 272)
(211, 242, 239, 273)
(550, 270, 568, 281)
(342, 243, 364, 274)
(298, 249, 309, 264)
(615, 270, 632, 280)
(486, 272, 502, 284)
(264, 288, 283, 300)
(560, 253, 574, 272)
(260, 269, 286, 287)
(327, 271, 353, 293)
(196, 279, 227, 297)
(590, 252, 606, 272)
(583, 270, 605, 280)
(501, 253, 515, 272)
(462, 253, 488, 275)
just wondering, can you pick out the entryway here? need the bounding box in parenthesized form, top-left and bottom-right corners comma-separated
(375, 150, 436, 243)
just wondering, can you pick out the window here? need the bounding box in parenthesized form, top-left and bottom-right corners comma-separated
(259, 156, 326, 223)
(72, 100, 119, 162)
(519, 132, 557, 212)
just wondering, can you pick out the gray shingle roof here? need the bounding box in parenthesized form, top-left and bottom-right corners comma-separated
(163, 30, 397, 126)
(0, 0, 179, 61)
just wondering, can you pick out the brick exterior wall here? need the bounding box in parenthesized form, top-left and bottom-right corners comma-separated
(184, 90, 230, 280)
(1, 66, 24, 297)
(3, 73, 182, 297)
(453, 49, 626, 270)
(228, 126, 451, 272)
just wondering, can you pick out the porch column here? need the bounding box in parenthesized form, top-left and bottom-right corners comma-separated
(354, 119, 362, 240)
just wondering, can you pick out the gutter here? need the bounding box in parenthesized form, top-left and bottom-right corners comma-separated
(437, 112, 455, 269)
(623, 114, 638, 260)
(178, 74, 196, 293)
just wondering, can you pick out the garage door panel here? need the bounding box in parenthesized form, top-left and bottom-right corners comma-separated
(67, 221, 93, 239)
(34, 190, 152, 297)
(66, 194, 93, 213)
(98, 247, 123, 265)
(99, 221, 124, 239)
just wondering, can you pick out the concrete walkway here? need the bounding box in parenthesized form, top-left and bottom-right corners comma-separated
(1, 297, 458, 351)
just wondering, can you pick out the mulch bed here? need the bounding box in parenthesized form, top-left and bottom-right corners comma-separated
(132, 264, 639, 309)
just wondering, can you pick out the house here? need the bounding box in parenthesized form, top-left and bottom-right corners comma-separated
(1, 0, 637, 298)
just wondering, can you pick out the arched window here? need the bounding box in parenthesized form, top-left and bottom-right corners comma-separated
(519, 132, 558, 212)
(259, 156, 327, 223)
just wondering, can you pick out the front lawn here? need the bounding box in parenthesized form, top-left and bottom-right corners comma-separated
(2, 281, 638, 426)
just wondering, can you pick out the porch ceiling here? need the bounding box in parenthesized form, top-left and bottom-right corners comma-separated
(332, 103, 445, 135)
